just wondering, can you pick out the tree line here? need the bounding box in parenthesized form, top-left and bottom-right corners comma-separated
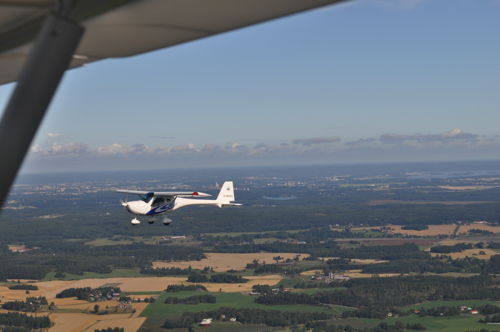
(0, 312, 51, 330)
(162, 307, 332, 329)
(164, 294, 216, 305)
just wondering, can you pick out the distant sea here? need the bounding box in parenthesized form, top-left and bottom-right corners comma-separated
(15, 160, 500, 186)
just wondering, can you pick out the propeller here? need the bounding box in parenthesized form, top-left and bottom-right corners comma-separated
(120, 199, 128, 207)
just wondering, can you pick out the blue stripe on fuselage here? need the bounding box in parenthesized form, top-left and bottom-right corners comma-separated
(146, 203, 174, 215)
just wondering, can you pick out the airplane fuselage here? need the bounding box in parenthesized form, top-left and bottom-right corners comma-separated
(119, 181, 240, 225)
(125, 197, 224, 216)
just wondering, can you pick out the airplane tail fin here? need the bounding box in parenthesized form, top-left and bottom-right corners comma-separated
(216, 181, 241, 207)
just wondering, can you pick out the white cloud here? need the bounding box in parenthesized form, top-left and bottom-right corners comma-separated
(380, 128, 478, 145)
(293, 136, 341, 146)
(23, 129, 500, 172)
(47, 132, 63, 138)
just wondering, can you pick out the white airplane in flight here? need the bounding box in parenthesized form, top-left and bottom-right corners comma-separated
(117, 181, 241, 225)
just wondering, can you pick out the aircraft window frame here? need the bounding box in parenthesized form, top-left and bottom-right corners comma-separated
(140, 192, 154, 203)
(152, 197, 166, 207)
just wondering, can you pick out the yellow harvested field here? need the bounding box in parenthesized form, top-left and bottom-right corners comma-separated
(351, 258, 389, 264)
(431, 248, 498, 260)
(49, 312, 145, 332)
(152, 252, 309, 272)
(343, 270, 400, 279)
(350, 226, 382, 232)
(389, 224, 457, 236)
(0, 284, 51, 302)
(200, 274, 282, 292)
(458, 224, 500, 234)
(29, 275, 282, 296)
(1, 277, 156, 332)
(33, 277, 188, 296)
(82, 317, 146, 332)
(300, 270, 323, 276)
(53, 299, 117, 311)
(49, 313, 99, 332)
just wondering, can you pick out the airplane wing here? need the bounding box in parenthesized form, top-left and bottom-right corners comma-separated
(0, 0, 346, 85)
(116, 189, 211, 197)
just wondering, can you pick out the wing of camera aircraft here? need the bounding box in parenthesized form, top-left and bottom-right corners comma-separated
(0, 0, 347, 207)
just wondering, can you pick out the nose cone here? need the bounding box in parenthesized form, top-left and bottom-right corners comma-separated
(124, 200, 149, 215)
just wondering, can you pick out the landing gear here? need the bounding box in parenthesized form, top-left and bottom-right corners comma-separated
(131, 217, 140, 225)
(162, 217, 172, 226)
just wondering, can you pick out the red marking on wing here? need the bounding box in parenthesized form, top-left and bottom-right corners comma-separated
(192, 192, 198, 195)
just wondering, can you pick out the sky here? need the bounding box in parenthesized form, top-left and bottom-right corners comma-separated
(1, 0, 500, 173)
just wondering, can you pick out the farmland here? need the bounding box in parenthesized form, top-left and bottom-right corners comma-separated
(1, 162, 500, 331)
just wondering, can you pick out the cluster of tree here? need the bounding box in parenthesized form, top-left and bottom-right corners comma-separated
(164, 294, 216, 304)
(94, 328, 124, 332)
(1, 297, 48, 312)
(401, 224, 429, 231)
(480, 314, 500, 323)
(417, 306, 460, 317)
(186, 273, 208, 283)
(483, 255, 500, 274)
(285, 279, 337, 289)
(140, 266, 197, 276)
(361, 258, 483, 274)
(341, 307, 393, 319)
(209, 273, 248, 283)
(430, 243, 474, 253)
(468, 229, 493, 235)
(0, 240, 206, 279)
(312, 275, 500, 310)
(7, 284, 38, 291)
(252, 284, 274, 294)
(306, 321, 426, 332)
(255, 292, 319, 305)
(0, 312, 51, 330)
(55, 287, 120, 301)
(162, 307, 332, 328)
(186, 272, 248, 283)
(165, 284, 207, 292)
(326, 258, 357, 271)
(342, 244, 429, 260)
(477, 304, 500, 315)
(231, 243, 428, 266)
(488, 242, 500, 249)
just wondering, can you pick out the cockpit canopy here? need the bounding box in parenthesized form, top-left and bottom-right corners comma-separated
(141, 194, 174, 207)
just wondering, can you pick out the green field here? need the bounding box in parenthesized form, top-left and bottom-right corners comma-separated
(140, 291, 345, 318)
(330, 311, 500, 332)
(85, 237, 136, 246)
(386, 314, 498, 332)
